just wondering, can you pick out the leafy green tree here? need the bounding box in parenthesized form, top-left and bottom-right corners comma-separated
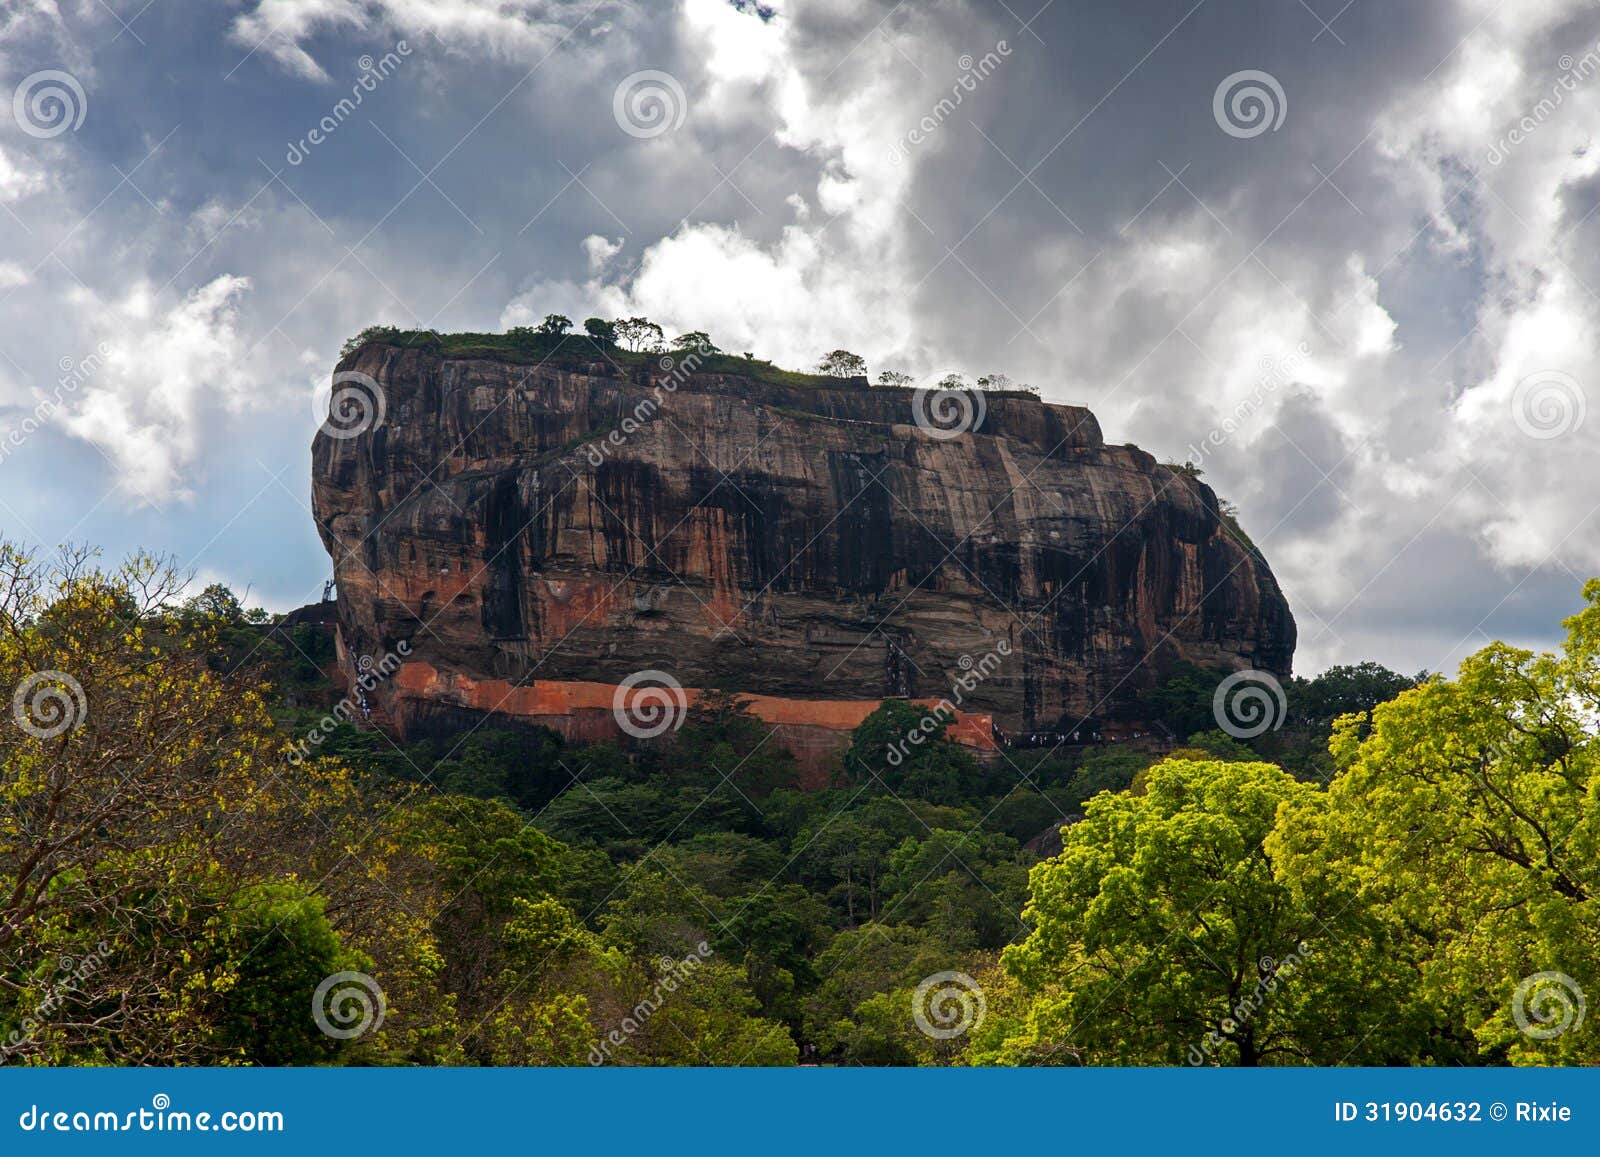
(599, 867, 723, 960)
(1288, 661, 1419, 727)
(536, 777, 755, 860)
(995, 759, 1412, 1065)
(717, 883, 829, 1031)
(1138, 661, 1225, 739)
(655, 833, 788, 899)
(659, 688, 800, 798)
(876, 370, 914, 388)
(671, 330, 721, 354)
(614, 317, 664, 352)
(171, 581, 284, 675)
(206, 883, 367, 1065)
(825, 986, 928, 1065)
(843, 700, 998, 805)
(793, 793, 978, 925)
(624, 959, 798, 1066)
(1174, 729, 1258, 762)
(340, 324, 402, 357)
(881, 829, 1030, 950)
(1253, 662, 1422, 779)
(799, 811, 901, 923)
(481, 896, 610, 1065)
(0, 546, 338, 1064)
(181, 581, 245, 623)
(425, 726, 570, 810)
(985, 783, 1079, 845)
(1271, 593, 1600, 1065)
(804, 924, 942, 1055)
(535, 313, 572, 335)
(583, 317, 618, 343)
(588, 868, 798, 1065)
(485, 992, 596, 1065)
(387, 797, 607, 1062)
(817, 349, 868, 377)
(1061, 747, 1149, 809)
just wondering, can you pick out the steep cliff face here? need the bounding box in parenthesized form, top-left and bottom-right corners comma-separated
(311, 338, 1295, 755)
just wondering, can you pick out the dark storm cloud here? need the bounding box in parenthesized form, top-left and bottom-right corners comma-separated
(2, 0, 1598, 676)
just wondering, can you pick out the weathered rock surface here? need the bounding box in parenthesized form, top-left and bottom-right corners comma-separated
(311, 339, 1295, 751)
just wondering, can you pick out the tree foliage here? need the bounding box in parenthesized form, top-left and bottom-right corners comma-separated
(613, 317, 664, 352)
(671, 330, 720, 354)
(817, 350, 867, 378)
(7, 541, 1598, 1068)
(1270, 593, 1600, 1064)
(990, 759, 1416, 1065)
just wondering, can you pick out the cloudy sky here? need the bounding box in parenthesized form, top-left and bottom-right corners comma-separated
(1, 0, 1597, 678)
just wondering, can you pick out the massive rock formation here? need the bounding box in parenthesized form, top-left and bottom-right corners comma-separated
(311, 335, 1295, 770)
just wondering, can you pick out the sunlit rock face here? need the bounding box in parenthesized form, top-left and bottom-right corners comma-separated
(311, 337, 1295, 761)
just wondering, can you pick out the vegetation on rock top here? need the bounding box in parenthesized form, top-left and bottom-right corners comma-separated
(339, 320, 1045, 399)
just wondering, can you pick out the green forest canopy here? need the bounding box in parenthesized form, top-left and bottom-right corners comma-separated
(1, 543, 1594, 1066)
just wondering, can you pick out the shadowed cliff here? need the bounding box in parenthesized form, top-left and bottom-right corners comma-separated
(311, 334, 1295, 747)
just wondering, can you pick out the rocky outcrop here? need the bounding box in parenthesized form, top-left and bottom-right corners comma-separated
(310, 336, 1295, 766)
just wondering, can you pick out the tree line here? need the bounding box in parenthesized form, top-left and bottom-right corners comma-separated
(342, 320, 1038, 396)
(2, 543, 1593, 1065)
